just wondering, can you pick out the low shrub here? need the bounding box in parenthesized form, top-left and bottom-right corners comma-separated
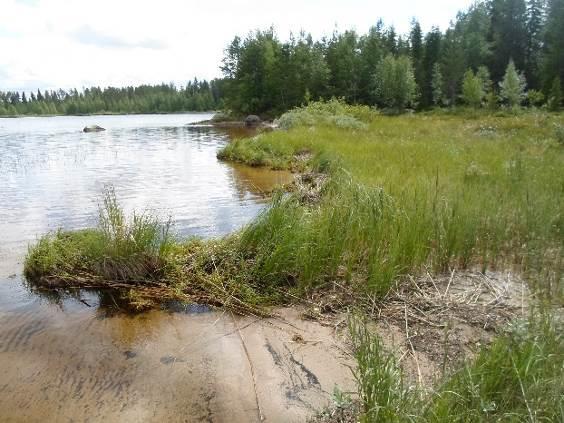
(276, 99, 377, 130)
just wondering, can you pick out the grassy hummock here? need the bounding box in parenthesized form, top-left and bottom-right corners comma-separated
(25, 188, 173, 287)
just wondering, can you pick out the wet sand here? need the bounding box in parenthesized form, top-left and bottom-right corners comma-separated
(0, 280, 354, 422)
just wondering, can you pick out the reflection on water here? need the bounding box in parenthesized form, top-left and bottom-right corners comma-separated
(0, 114, 303, 421)
(0, 113, 291, 277)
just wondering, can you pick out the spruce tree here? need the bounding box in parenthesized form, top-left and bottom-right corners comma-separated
(410, 20, 425, 100)
(422, 28, 442, 107)
(547, 77, 562, 111)
(542, 0, 564, 91)
(525, 0, 545, 89)
(499, 59, 527, 107)
(431, 63, 444, 106)
(489, 0, 528, 82)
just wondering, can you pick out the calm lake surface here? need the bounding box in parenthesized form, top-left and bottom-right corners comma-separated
(0, 114, 317, 422)
(0, 113, 290, 276)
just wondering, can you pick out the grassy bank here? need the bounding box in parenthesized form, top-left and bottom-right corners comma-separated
(221, 102, 563, 301)
(24, 101, 563, 420)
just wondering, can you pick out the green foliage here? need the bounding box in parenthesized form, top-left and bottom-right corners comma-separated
(462, 69, 485, 108)
(425, 315, 563, 422)
(0, 81, 222, 116)
(440, 28, 466, 106)
(554, 123, 564, 145)
(221, 29, 330, 117)
(543, 0, 564, 92)
(499, 60, 527, 108)
(489, 0, 528, 82)
(548, 77, 562, 111)
(421, 29, 443, 107)
(431, 63, 444, 107)
(24, 187, 172, 283)
(476, 65, 492, 94)
(276, 99, 376, 130)
(527, 89, 545, 106)
(326, 31, 362, 102)
(215, 0, 560, 115)
(348, 314, 563, 422)
(374, 55, 418, 111)
(349, 315, 415, 422)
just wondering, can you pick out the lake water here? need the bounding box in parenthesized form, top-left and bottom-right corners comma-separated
(0, 113, 290, 277)
(0, 114, 357, 422)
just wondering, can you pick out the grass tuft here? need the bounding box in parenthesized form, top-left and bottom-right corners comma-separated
(24, 187, 173, 284)
(347, 313, 563, 422)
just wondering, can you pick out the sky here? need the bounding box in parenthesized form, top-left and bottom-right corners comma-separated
(0, 0, 476, 92)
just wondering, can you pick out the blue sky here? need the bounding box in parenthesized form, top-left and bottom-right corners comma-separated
(0, 0, 476, 91)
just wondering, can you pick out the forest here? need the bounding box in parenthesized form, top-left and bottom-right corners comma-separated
(221, 0, 564, 115)
(0, 80, 223, 116)
(1, 0, 563, 118)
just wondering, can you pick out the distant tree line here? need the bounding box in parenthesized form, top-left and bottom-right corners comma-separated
(221, 0, 564, 115)
(0, 80, 224, 116)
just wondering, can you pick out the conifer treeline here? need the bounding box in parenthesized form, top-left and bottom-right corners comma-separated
(221, 0, 564, 115)
(0, 80, 223, 116)
(2, 0, 562, 117)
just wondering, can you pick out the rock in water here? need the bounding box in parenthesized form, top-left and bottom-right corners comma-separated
(245, 115, 261, 127)
(83, 125, 106, 132)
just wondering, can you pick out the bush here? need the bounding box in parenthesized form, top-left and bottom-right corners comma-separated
(547, 77, 562, 112)
(462, 69, 485, 108)
(276, 99, 376, 130)
(527, 89, 545, 107)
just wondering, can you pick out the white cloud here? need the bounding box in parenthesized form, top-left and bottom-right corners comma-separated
(0, 0, 476, 92)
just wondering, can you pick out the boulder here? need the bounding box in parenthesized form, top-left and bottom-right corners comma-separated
(83, 125, 106, 133)
(244, 115, 261, 127)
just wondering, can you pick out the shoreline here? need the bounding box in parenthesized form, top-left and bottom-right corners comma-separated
(0, 110, 218, 119)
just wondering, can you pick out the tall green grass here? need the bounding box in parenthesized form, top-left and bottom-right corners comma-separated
(24, 187, 173, 284)
(349, 316, 417, 422)
(348, 314, 563, 422)
(220, 106, 564, 299)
